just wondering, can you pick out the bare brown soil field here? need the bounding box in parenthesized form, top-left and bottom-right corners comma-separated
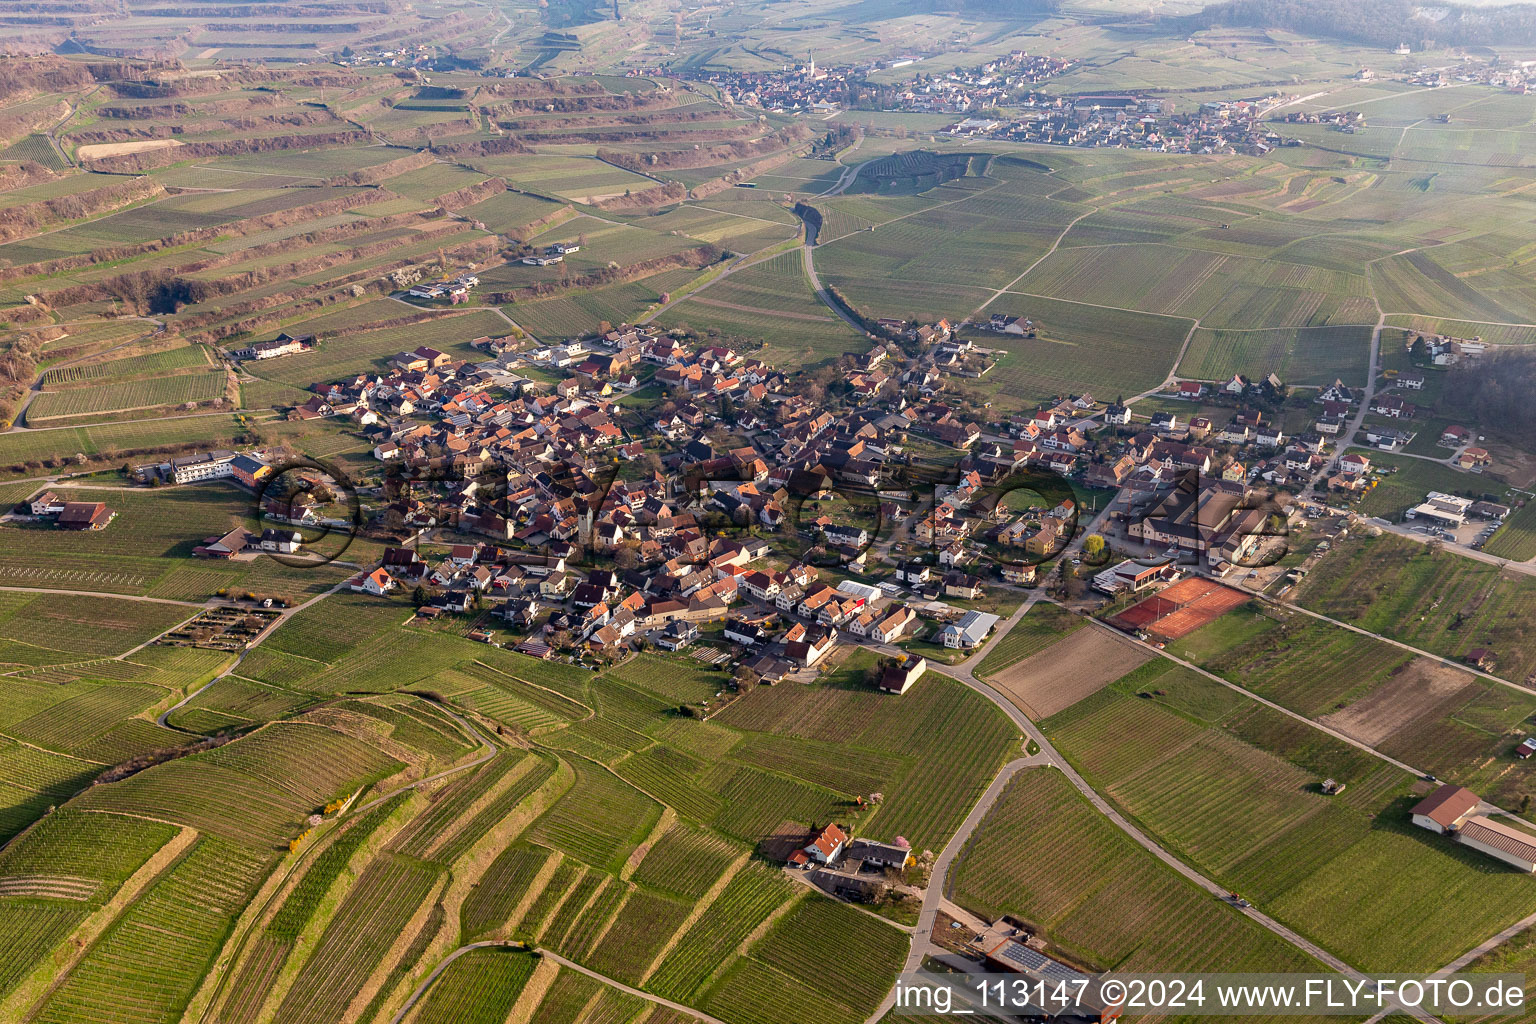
(1319, 658, 1476, 746)
(990, 625, 1153, 719)
(75, 139, 182, 160)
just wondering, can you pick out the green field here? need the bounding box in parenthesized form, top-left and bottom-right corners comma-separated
(953, 767, 1320, 973)
(39, 344, 210, 388)
(1485, 501, 1536, 562)
(28, 368, 228, 422)
(1179, 324, 1373, 386)
(1297, 533, 1536, 691)
(1040, 660, 1536, 972)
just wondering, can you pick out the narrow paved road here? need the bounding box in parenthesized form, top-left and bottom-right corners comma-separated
(0, 585, 202, 606)
(1267, 592, 1529, 692)
(968, 209, 1096, 320)
(866, 755, 1038, 1022)
(1301, 312, 1384, 501)
(1369, 516, 1536, 579)
(801, 241, 869, 336)
(861, 595, 1433, 1021)
(814, 130, 865, 198)
(1082, 616, 1428, 779)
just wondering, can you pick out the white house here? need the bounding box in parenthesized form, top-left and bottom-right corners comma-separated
(171, 450, 237, 484)
(1409, 784, 1478, 835)
(938, 610, 1000, 649)
(352, 568, 396, 596)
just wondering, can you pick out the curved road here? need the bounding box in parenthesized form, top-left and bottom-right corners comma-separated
(155, 578, 355, 730)
(858, 594, 1435, 1024)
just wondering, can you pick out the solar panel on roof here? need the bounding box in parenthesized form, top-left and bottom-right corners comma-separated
(996, 942, 1086, 983)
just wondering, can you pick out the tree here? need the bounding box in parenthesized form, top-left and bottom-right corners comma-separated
(1083, 534, 1106, 560)
(411, 585, 429, 608)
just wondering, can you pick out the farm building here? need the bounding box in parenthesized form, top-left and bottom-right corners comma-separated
(984, 940, 1120, 1021)
(844, 838, 912, 869)
(1410, 784, 1479, 835)
(234, 333, 313, 360)
(1517, 737, 1536, 760)
(801, 822, 848, 865)
(196, 527, 249, 558)
(56, 501, 113, 531)
(1456, 817, 1536, 873)
(29, 490, 66, 516)
(260, 529, 303, 554)
(878, 656, 927, 694)
(1466, 649, 1497, 671)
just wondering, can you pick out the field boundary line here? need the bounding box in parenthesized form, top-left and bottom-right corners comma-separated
(636, 846, 753, 986)
(469, 660, 595, 717)
(1082, 616, 1428, 779)
(193, 697, 497, 1024)
(1265, 593, 1524, 691)
(686, 295, 835, 321)
(389, 943, 732, 1024)
(0, 824, 200, 1021)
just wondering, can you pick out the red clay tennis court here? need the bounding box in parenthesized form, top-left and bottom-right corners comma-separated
(1108, 577, 1250, 639)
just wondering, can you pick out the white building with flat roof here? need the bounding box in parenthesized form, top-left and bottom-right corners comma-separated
(171, 450, 237, 484)
(1405, 491, 1473, 528)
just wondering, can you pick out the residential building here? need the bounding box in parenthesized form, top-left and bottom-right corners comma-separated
(939, 610, 1000, 649)
(171, 450, 237, 484)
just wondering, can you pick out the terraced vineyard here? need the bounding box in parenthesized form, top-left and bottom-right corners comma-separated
(2, 22, 1536, 1024)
